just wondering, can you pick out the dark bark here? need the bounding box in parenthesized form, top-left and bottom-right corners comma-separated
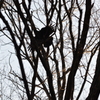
(0, 12, 31, 100)
(13, 1, 56, 99)
(86, 46, 100, 100)
(64, 0, 92, 99)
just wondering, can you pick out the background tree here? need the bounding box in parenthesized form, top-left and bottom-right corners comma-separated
(0, 0, 100, 100)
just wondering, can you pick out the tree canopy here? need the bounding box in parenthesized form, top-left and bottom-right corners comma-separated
(0, 0, 100, 100)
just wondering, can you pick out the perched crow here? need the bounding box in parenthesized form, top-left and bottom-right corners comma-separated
(34, 26, 54, 47)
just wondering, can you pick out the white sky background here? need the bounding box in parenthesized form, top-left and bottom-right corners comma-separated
(0, 0, 100, 99)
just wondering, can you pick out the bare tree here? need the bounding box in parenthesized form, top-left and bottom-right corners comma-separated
(0, 0, 100, 100)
